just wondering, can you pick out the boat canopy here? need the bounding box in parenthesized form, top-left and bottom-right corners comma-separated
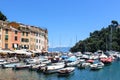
(61, 55, 68, 59)
(67, 56, 77, 62)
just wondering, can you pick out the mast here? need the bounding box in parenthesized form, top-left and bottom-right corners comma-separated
(76, 35, 77, 43)
(110, 25, 112, 51)
(59, 35, 61, 52)
(109, 25, 112, 50)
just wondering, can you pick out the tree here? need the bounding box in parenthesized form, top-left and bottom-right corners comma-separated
(0, 11, 7, 21)
(111, 20, 118, 27)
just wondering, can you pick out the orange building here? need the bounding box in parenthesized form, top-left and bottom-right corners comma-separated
(10, 27, 21, 50)
(0, 23, 21, 50)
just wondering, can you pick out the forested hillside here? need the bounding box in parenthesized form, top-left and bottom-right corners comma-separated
(70, 20, 120, 52)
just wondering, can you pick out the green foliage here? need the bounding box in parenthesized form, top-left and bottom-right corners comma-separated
(0, 11, 7, 21)
(70, 20, 120, 52)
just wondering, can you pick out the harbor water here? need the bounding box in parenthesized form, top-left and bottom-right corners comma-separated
(0, 61, 120, 80)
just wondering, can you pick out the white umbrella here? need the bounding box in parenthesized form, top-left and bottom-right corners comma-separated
(0, 49, 14, 54)
(14, 50, 32, 55)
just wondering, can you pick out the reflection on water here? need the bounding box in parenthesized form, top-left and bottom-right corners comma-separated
(0, 61, 120, 80)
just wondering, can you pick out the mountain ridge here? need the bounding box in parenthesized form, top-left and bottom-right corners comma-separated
(48, 47, 71, 52)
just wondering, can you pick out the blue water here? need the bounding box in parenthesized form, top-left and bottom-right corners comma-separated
(0, 61, 120, 80)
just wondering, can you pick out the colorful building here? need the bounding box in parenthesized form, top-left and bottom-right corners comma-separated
(0, 20, 48, 52)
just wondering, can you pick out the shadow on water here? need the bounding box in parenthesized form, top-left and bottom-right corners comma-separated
(57, 72, 75, 77)
(57, 73, 75, 80)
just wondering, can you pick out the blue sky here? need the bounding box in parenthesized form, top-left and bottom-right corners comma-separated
(0, 0, 120, 48)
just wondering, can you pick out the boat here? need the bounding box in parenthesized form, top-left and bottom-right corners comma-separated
(1, 62, 22, 68)
(0, 57, 20, 68)
(65, 56, 79, 67)
(25, 58, 40, 64)
(66, 60, 80, 67)
(0, 59, 8, 66)
(77, 62, 91, 69)
(90, 62, 104, 70)
(0, 57, 19, 65)
(6, 57, 19, 63)
(41, 59, 51, 65)
(13, 64, 34, 70)
(100, 57, 113, 64)
(57, 67, 75, 75)
(29, 63, 46, 71)
(49, 57, 60, 63)
(42, 63, 65, 74)
(86, 59, 94, 64)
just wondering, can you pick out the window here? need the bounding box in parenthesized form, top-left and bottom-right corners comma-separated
(36, 45, 38, 49)
(5, 29, 8, 34)
(26, 32, 28, 36)
(36, 39, 38, 43)
(15, 36, 17, 41)
(26, 39, 29, 42)
(5, 35, 8, 40)
(21, 38, 24, 42)
(5, 43, 8, 49)
(21, 38, 29, 42)
(15, 31, 18, 34)
(39, 46, 41, 49)
(22, 32, 24, 36)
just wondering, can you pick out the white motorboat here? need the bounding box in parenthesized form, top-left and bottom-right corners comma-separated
(42, 63, 65, 74)
(67, 60, 80, 67)
(57, 67, 75, 75)
(90, 62, 104, 70)
(1, 62, 22, 68)
(13, 64, 34, 70)
(25, 58, 40, 64)
(29, 63, 46, 70)
(0, 59, 8, 66)
(77, 62, 91, 69)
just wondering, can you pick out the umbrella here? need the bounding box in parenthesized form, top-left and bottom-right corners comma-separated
(14, 50, 32, 55)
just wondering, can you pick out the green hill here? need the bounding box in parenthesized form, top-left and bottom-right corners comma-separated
(70, 20, 120, 53)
